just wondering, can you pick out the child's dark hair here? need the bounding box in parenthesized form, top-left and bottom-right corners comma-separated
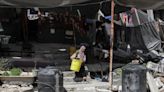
(80, 43, 88, 47)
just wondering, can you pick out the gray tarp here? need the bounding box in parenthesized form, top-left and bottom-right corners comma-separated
(115, 0, 164, 10)
(0, 0, 90, 7)
(128, 21, 162, 51)
(0, 0, 164, 9)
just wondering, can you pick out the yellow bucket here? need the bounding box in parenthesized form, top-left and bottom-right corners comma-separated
(70, 59, 82, 72)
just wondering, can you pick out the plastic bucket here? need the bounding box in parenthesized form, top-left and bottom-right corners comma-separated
(70, 59, 82, 72)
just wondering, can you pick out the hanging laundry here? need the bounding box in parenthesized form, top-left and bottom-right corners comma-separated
(120, 12, 128, 25)
(105, 16, 112, 20)
(97, 9, 105, 21)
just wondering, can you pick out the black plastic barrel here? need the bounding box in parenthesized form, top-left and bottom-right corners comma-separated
(54, 70, 64, 92)
(122, 64, 147, 92)
(38, 67, 64, 92)
(47, 66, 64, 92)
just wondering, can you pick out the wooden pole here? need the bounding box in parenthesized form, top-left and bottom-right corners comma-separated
(109, 0, 115, 90)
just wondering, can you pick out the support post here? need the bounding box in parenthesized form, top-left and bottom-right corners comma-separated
(109, 0, 115, 90)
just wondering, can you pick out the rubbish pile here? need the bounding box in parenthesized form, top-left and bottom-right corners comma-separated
(147, 59, 164, 92)
(110, 50, 164, 92)
(0, 82, 33, 92)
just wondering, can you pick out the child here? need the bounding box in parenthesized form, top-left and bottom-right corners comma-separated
(70, 45, 87, 82)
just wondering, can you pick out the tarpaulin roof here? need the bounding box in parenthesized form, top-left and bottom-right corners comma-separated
(115, 0, 164, 10)
(0, 0, 164, 9)
(0, 0, 90, 7)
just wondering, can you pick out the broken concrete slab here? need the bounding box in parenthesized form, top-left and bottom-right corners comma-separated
(147, 72, 159, 92)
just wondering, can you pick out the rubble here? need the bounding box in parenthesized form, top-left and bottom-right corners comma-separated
(0, 83, 33, 92)
(147, 72, 159, 92)
(147, 60, 164, 92)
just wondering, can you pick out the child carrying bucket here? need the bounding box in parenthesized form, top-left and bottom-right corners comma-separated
(70, 45, 87, 82)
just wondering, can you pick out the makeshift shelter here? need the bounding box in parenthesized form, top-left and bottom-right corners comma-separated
(0, 0, 90, 7)
(0, 0, 164, 88)
(0, 0, 163, 9)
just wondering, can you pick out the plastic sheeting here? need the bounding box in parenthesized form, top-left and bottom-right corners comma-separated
(115, 0, 164, 10)
(1, 0, 164, 9)
(159, 21, 164, 42)
(0, 0, 89, 7)
(127, 21, 162, 51)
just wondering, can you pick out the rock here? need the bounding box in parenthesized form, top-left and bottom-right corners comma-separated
(118, 86, 122, 92)
(154, 77, 163, 88)
(2, 84, 10, 88)
(21, 84, 28, 87)
(160, 77, 164, 83)
(20, 72, 28, 76)
(8, 88, 20, 92)
(29, 85, 33, 88)
(112, 85, 119, 91)
(147, 62, 159, 72)
(132, 60, 140, 64)
(20, 87, 33, 91)
(9, 85, 20, 88)
(147, 72, 159, 92)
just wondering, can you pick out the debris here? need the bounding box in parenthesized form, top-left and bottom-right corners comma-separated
(154, 77, 163, 89)
(160, 77, 164, 83)
(147, 72, 159, 92)
(0, 83, 33, 92)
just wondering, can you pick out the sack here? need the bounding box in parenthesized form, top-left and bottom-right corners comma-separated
(70, 59, 82, 72)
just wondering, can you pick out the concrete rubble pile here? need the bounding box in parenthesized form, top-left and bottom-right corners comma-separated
(147, 59, 164, 92)
(0, 82, 33, 92)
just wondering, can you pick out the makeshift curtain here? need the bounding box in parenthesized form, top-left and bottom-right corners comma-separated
(115, 0, 164, 10)
(128, 21, 162, 51)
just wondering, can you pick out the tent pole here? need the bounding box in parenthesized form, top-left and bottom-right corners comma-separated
(109, 0, 115, 90)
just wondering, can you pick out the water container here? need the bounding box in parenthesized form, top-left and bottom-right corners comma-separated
(38, 67, 64, 92)
(38, 68, 55, 92)
(46, 66, 64, 92)
(54, 70, 64, 92)
(122, 64, 147, 92)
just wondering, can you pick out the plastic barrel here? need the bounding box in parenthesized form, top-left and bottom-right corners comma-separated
(38, 67, 64, 92)
(122, 64, 147, 92)
(54, 70, 64, 92)
(46, 66, 64, 92)
(70, 59, 82, 72)
(38, 68, 55, 92)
